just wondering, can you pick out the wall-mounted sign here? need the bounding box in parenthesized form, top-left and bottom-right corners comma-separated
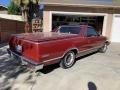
(32, 18, 42, 32)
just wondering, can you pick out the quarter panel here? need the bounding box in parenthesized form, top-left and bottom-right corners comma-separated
(39, 38, 74, 62)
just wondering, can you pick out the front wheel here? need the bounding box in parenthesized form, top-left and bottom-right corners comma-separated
(99, 43, 108, 53)
(60, 51, 76, 69)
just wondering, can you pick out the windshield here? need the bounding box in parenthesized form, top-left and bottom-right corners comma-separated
(59, 26, 81, 34)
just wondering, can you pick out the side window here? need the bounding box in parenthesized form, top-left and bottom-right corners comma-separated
(68, 27, 81, 34)
(59, 26, 81, 34)
(87, 27, 98, 37)
(59, 27, 69, 33)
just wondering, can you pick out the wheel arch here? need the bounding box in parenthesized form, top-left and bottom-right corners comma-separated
(62, 48, 79, 58)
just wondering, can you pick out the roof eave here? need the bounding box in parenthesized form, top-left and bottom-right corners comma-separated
(40, 2, 120, 8)
(0, 5, 8, 9)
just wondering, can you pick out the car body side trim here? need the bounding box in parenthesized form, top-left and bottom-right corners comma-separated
(78, 45, 103, 54)
(43, 57, 61, 63)
(42, 45, 103, 63)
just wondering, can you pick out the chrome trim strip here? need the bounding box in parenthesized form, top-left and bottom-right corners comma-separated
(43, 48, 79, 63)
(78, 45, 103, 53)
(42, 45, 103, 63)
(76, 48, 98, 58)
(76, 45, 103, 58)
(41, 54, 50, 58)
(43, 57, 61, 63)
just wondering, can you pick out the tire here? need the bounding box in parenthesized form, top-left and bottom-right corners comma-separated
(60, 51, 76, 69)
(99, 43, 108, 53)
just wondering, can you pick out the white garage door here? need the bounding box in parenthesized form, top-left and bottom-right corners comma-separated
(111, 15, 120, 42)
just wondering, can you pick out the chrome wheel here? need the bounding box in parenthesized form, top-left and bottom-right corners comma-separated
(64, 53, 75, 67)
(60, 51, 76, 69)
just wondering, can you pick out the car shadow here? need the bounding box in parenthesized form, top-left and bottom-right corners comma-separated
(38, 51, 98, 74)
(76, 51, 98, 61)
(38, 63, 60, 74)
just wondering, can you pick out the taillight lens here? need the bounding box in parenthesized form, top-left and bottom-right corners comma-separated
(15, 44, 22, 53)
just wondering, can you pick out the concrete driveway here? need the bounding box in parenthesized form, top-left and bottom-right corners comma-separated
(0, 43, 120, 90)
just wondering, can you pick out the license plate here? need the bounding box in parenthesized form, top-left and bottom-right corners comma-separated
(16, 45, 22, 53)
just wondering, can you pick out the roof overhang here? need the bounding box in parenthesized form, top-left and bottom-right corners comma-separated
(39, 1, 120, 8)
(0, 14, 23, 21)
(0, 5, 8, 10)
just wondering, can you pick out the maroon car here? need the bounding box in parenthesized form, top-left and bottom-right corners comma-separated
(7, 25, 110, 70)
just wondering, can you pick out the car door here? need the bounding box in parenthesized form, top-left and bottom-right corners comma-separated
(72, 26, 90, 52)
(86, 26, 101, 49)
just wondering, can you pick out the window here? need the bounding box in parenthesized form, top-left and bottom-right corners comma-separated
(59, 26, 81, 34)
(87, 27, 99, 37)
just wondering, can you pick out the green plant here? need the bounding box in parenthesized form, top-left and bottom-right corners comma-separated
(8, 1, 21, 15)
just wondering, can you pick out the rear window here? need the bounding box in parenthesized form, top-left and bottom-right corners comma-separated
(59, 26, 81, 34)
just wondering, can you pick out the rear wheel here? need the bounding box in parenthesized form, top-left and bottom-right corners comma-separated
(60, 51, 76, 69)
(99, 43, 108, 53)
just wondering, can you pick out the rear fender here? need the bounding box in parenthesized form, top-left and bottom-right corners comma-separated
(62, 48, 79, 58)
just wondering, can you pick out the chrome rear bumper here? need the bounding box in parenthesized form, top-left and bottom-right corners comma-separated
(7, 49, 44, 71)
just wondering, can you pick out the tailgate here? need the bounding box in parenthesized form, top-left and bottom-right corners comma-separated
(9, 36, 40, 63)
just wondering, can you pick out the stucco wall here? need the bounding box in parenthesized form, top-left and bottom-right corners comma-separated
(43, 11, 51, 32)
(0, 11, 8, 14)
(105, 14, 113, 40)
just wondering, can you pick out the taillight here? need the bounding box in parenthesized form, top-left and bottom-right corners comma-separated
(15, 44, 23, 53)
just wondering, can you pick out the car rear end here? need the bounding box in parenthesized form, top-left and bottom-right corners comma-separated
(7, 35, 43, 71)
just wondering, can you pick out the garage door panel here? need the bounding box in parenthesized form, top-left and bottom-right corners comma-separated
(111, 15, 120, 42)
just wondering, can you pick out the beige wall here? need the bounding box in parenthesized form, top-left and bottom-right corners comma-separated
(0, 10, 8, 14)
(105, 14, 113, 40)
(43, 11, 51, 32)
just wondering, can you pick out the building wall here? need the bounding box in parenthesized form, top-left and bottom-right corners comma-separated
(0, 10, 8, 14)
(0, 6, 8, 14)
(0, 18, 25, 43)
(105, 14, 113, 40)
(43, 11, 51, 32)
(43, 6, 115, 40)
